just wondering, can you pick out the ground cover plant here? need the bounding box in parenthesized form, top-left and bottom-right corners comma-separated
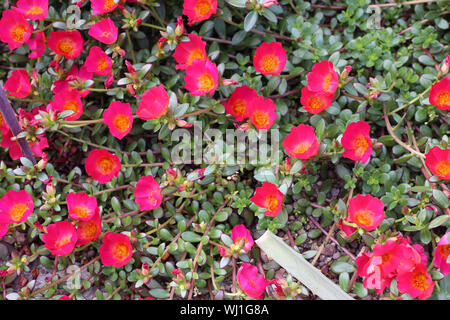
(0, 0, 449, 301)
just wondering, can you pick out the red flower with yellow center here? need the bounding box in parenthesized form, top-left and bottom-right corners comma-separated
(13, 0, 48, 21)
(425, 146, 450, 180)
(42, 221, 78, 256)
(84, 46, 112, 76)
(396, 264, 434, 300)
(51, 89, 83, 121)
(88, 17, 118, 44)
(253, 42, 287, 76)
(99, 232, 133, 268)
(0, 190, 34, 224)
(0, 10, 32, 50)
(250, 182, 284, 217)
(300, 86, 334, 114)
(346, 194, 384, 232)
(85, 149, 121, 184)
(183, 0, 217, 26)
(76, 210, 102, 246)
(282, 124, 319, 160)
(66, 192, 98, 221)
(306, 60, 339, 94)
(429, 76, 450, 111)
(184, 59, 218, 96)
(103, 101, 133, 140)
(173, 33, 207, 70)
(341, 120, 372, 164)
(134, 175, 163, 211)
(247, 96, 277, 130)
(3, 70, 32, 99)
(47, 30, 84, 59)
(137, 85, 170, 120)
(434, 232, 450, 275)
(224, 85, 258, 121)
(91, 0, 119, 15)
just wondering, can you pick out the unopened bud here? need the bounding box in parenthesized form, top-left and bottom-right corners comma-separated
(262, 0, 279, 7)
(105, 75, 114, 89)
(221, 79, 238, 86)
(441, 54, 450, 75)
(175, 16, 184, 37)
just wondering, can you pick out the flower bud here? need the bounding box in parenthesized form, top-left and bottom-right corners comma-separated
(221, 79, 238, 86)
(441, 54, 450, 75)
(262, 0, 279, 7)
(175, 16, 184, 37)
(104, 75, 114, 89)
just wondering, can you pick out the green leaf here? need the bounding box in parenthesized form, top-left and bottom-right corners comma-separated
(433, 189, 449, 208)
(225, 0, 247, 7)
(244, 11, 258, 32)
(418, 55, 435, 66)
(429, 215, 450, 229)
(262, 8, 277, 23)
(149, 288, 170, 299)
(330, 261, 355, 274)
(181, 231, 202, 242)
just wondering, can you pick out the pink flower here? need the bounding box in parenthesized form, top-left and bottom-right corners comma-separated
(237, 263, 269, 299)
(76, 210, 102, 246)
(134, 175, 163, 211)
(184, 59, 219, 96)
(91, 0, 119, 15)
(0, 10, 32, 50)
(173, 33, 207, 70)
(253, 42, 287, 76)
(250, 182, 283, 217)
(4, 70, 32, 99)
(47, 30, 84, 59)
(346, 194, 385, 232)
(182, 0, 217, 26)
(66, 192, 98, 221)
(306, 60, 339, 94)
(99, 232, 133, 268)
(88, 17, 118, 44)
(231, 224, 254, 253)
(42, 221, 78, 256)
(103, 101, 133, 140)
(0, 190, 34, 224)
(223, 85, 258, 122)
(137, 85, 170, 120)
(433, 232, 450, 275)
(12, 0, 48, 21)
(84, 46, 112, 76)
(425, 146, 450, 180)
(28, 31, 46, 59)
(341, 121, 372, 164)
(247, 96, 277, 131)
(396, 263, 434, 300)
(85, 149, 121, 184)
(282, 124, 319, 160)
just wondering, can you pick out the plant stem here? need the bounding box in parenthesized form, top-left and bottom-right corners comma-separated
(93, 185, 132, 197)
(125, 29, 137, 65)
(140, 22, 165, 31)
(56, 130, 124, 155)
(387, 87, 431, 115)
(181, 106, 216, 118)
(145, 217, 175, 235)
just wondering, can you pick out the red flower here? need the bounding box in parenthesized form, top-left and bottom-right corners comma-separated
(103, 101, 133, 140)
(1, 129, 48, 160)
(425, 146, 450, 180)
(52, 64, 93, 98)
(434, 232, 450, 275)
(184, 59, 219, 96)
(0, 10, 32, 50)
(231, 224, 254, 253)
(137, 85, 170, 120)
(84, 46, 112, 76)
(237, 263, 269, 299)
(99, 232, 133, 268)
(396, 263, 434, 300)
(300, 86, 334, 114)
(134, 175, 163, 211)
(282, 124, 319, 159)
(12, 0, 48, 21)
(337, 219, 357, 239)
(341, 120, 372, 164)
(47, 30, 84, 59)
(306, 60, 339, 94)
(429, 76, 450, 111)
(91, 0, 119, 15)
(85, 149, 121, 184)
(28, 31, 46, 59)
(247, 96, 277, 130)
(253, 42, 287, 76)
(66, 192, 98, 221)
(346, 194, 385, 232)
(223, 85, 258, 121)
(250, 182, 283, 217)
(58, 296, 71, 300)
(42, 221, 78, 256)
(51, 89, 83, 121)
(76, 209, 102, 246)
(0, 113, 9, 135)
(173, 33, 207, 70)
(182, 0, 217, 26)
(88, 17, 118, 44)
(3, 70, 32, 99)
(0, 190, 34, 224)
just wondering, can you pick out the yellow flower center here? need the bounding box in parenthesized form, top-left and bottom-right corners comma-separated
(436, 91, 450, 106)
(260, 54, 280, 74)
(188, 49, 206, 65)
(353, 135, 369, 156)
(113, 114, 130, 132)
(73, 206, 90, 219)
(411, 272, 429, 291)
(27, 5, 44, 16)
(195, 0, 212, 17)
(435, 160, 450, 177)
(97, 57, 109, 73)
(439, 243, 450, 258)
(57, 39, 75, 55)
(308, 96, 325, 111)
(112, 242, 130, 261)
(63, 100, 79, 114)
(97, 157, 115, 175)
(198, 73, 214, 92)
(323, 73, 332, 92)
(354, 210, 374, 227)
(293, 142, 311, 155)
(80, 221, 99, 239)
(55, 234, 72, 249)
(231, 99, 247, 117)
(104, 0, 117, 11)
(251, 110, 269, 129)
(11, 24, 27, 42)
(9, 203, 28, 222)
(265, 195, 279, 212)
